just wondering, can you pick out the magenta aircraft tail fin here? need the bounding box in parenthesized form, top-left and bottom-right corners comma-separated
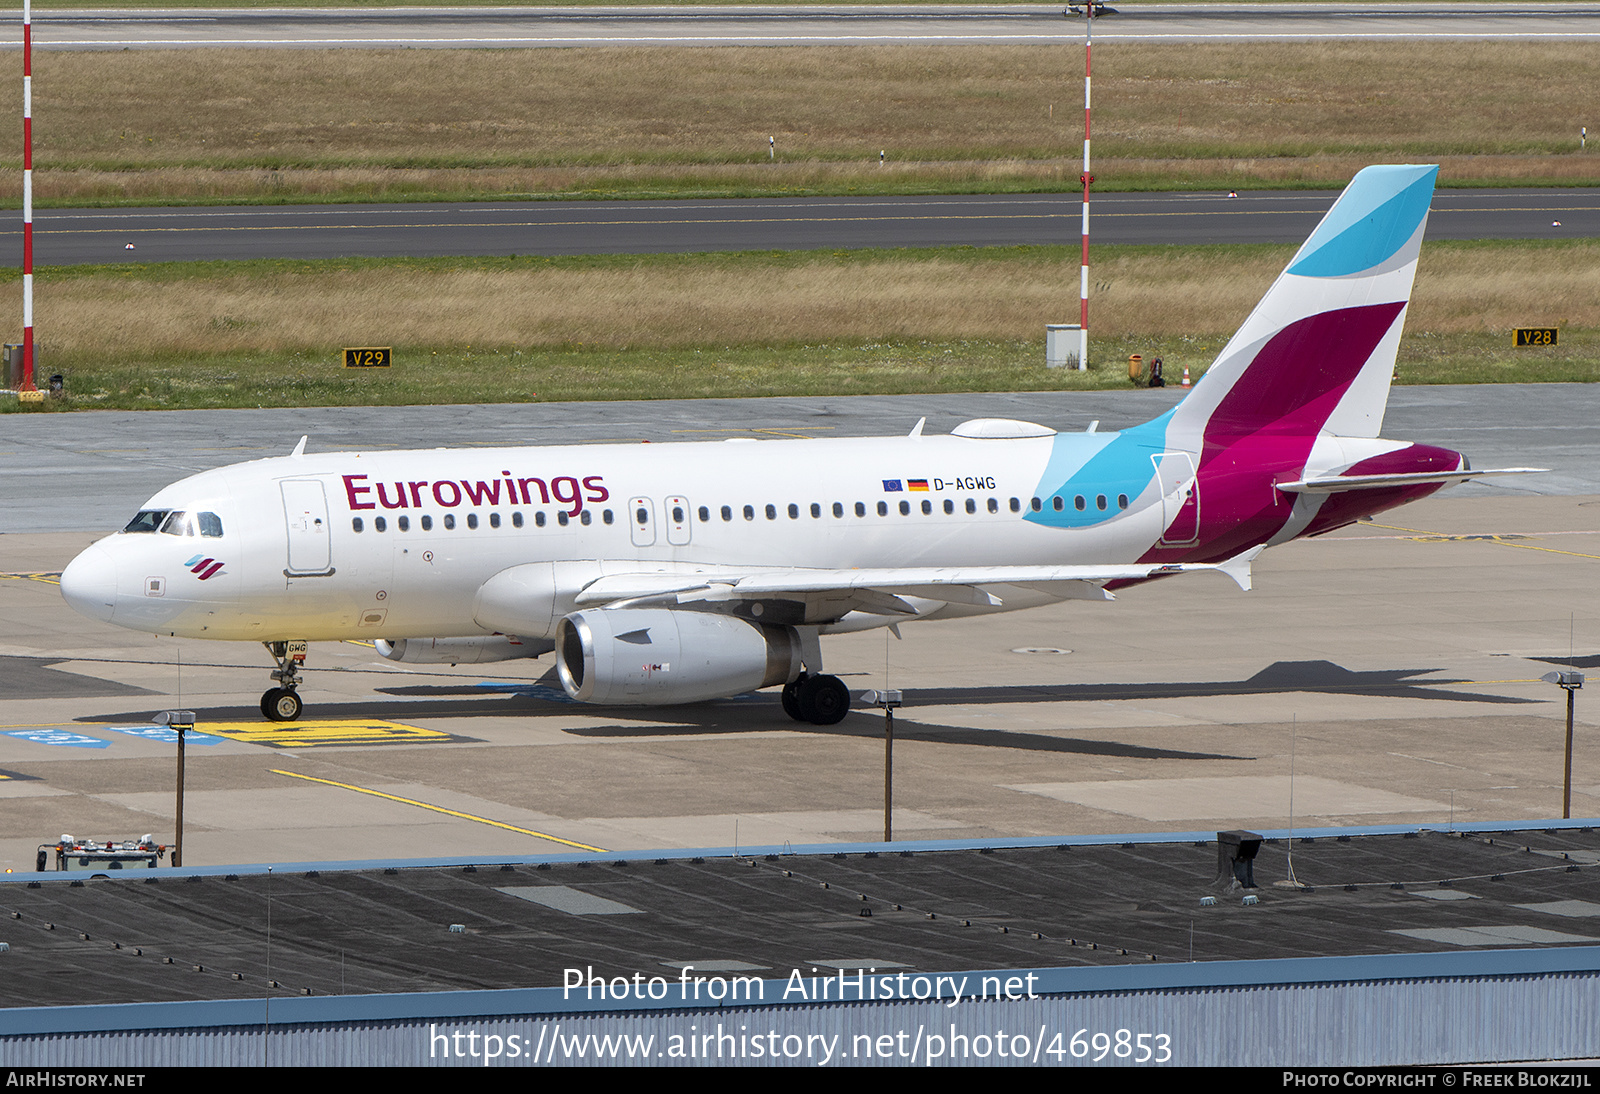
(1168, 165, 1438, 451)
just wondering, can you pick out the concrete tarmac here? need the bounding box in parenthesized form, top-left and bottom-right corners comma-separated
(0, 390, 1595, 873)
(0, 385, 1593, 534)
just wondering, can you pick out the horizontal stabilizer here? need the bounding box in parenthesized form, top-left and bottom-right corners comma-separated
(1277, 468, 1547, 494)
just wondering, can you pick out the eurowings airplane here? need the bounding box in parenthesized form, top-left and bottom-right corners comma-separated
(60, 165, 1536, 726)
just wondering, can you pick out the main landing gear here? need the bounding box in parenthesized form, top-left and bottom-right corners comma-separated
(261, 640, 306, 722)
(781, 672, 851, 726)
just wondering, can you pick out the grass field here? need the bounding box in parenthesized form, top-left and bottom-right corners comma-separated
(5, 43, 1596, 205)
(5, 240, 1594, 411)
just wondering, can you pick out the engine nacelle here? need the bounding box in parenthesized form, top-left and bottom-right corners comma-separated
(375, 635, 552, 665)
(555, 608, 801, 705)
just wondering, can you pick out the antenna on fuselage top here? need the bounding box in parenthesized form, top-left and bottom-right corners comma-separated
(290, 436, 308, 459)
(908, 418, 925, 438)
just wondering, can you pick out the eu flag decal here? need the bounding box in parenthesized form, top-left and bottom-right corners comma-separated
(882, 480, 904, 492)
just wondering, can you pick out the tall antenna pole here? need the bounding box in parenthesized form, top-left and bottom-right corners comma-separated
(1077, 4, 1094, 371)
(20, 0, 37, 393)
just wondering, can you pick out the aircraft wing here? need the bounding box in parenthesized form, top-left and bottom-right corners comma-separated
(572, 549, 1261, 616)
(1276, 468, 1546, 494)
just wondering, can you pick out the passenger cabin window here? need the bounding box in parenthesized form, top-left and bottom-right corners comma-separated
(375, 516, 387, 532)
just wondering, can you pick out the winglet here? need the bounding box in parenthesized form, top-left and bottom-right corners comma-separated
(1218, 546, 1263, 592)
(290, 436, 308, 459)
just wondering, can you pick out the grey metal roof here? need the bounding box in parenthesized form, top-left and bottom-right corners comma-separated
(4, 822, 1599, 1013)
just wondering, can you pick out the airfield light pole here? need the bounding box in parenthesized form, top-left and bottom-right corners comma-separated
(19, 0, 37, 394)
(156, 710, 195, 867)
(1077, 2, 1094, 371)
(1542, 671, 1584, 819)
(862, 690, 902, 841)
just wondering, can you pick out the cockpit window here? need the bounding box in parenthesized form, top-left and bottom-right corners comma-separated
(198, 512, 223, 538)
(123, 509, 171, 534)
(159, 511, 194, 537)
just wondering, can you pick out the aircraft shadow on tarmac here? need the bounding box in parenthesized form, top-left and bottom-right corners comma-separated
(5, 655, 159, 701)
(1530, 655, 1600, 670)
(73, 659, 1534, 762)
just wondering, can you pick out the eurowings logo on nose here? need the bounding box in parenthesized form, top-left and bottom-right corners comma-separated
(184, 555, 226, 580)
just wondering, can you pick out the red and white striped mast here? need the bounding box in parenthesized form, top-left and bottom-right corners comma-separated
(1076, 3, 1093, 370)
(19, 0, 36, 393)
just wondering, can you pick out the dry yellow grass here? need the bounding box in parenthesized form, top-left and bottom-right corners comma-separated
(18, 242, 1598, 358)
(1, 43, 1594, 201)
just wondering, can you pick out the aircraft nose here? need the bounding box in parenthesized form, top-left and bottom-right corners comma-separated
(60, 543, 119, 624)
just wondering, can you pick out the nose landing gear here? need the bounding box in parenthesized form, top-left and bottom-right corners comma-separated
(261, 640, 307, 722)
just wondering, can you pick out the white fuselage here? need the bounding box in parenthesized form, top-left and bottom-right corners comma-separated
(62, 426, 1188, 644)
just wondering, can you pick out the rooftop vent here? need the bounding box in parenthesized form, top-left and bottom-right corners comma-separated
(1216, 830, 1263, 889)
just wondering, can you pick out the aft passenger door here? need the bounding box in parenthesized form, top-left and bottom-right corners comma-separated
(1153, 453, 1200, 546)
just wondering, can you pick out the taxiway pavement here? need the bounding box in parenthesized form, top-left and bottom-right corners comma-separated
(7, 4, 1600, 50)
(15, 189, 1599, 267)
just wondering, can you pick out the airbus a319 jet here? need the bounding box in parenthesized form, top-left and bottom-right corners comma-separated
(60, 166, 1536, 726)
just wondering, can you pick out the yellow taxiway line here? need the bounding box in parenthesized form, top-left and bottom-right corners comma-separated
(270, 768, 606, 853)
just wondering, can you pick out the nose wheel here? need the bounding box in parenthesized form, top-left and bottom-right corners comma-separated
(262, 640, 307, 723)
(262, 687, 303, 722)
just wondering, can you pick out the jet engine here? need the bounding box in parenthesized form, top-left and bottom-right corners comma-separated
(555, 608, 801, 705)
(375, 635, 553, 665)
